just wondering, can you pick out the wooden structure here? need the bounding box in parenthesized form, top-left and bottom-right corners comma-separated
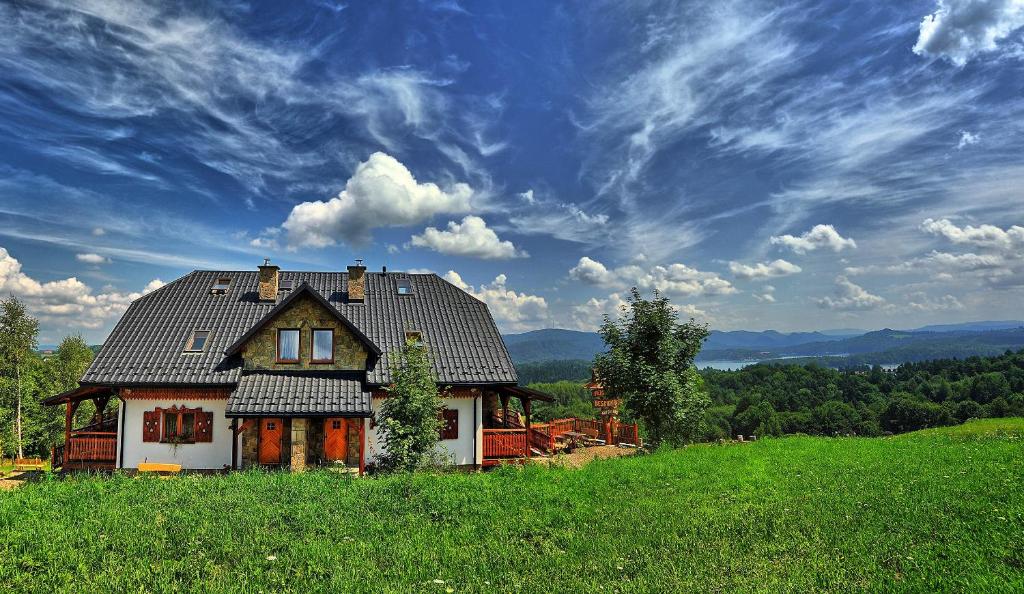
(481, 385, 554, 466)
(43, 385, 118, 471)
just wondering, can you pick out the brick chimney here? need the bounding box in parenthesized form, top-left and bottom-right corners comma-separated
(258, 259, 279, 301)
(347, 260, 366, 303)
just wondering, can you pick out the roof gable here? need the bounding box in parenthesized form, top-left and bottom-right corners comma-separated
(224, 282, 380, 357)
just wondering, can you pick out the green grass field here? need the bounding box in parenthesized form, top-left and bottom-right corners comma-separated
(2, 419, 1023, 593)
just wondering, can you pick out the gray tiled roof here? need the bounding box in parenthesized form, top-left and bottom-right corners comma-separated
(81, 271, 518, 387)
(226, 372, 371, 417)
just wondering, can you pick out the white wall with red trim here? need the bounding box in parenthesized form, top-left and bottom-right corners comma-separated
(118, 398, 234, 470)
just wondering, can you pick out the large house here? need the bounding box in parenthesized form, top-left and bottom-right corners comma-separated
(44, 262, 553, 473)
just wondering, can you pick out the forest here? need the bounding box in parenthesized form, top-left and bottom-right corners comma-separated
(0, 297, 96, 460)
(526, 349, 1024, 440)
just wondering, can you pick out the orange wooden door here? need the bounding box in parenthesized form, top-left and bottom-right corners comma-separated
(324, 418, 347, 461)
(259, 418, 283, 464)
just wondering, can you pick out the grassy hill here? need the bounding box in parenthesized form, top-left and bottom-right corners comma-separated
(2, 419, 1022, 592)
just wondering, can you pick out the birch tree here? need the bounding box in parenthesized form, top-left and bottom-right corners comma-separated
(0, 297, 39, 458)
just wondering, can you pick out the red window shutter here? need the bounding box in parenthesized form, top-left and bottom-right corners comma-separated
(194, 410, 214, 443)
(142, 410, 161, 442)
(440, 409, 458, 440)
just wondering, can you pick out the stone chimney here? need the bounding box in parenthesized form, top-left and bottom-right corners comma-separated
(258, 259, 280, 301)
(347, 260, 366, 303)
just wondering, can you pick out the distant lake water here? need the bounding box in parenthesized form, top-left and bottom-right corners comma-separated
(697, 360, 760, 371)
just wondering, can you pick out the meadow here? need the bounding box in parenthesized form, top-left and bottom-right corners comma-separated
(1, 419, 1022, 593)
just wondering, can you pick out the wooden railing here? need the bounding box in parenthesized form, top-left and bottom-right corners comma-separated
(613, 423, 641, 447)
(483, 429, 529, 458)
(529, 427, 555, 454)
(55, 433, 117, 467)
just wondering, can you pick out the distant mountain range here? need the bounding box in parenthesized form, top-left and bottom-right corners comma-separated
(502, 321, 1024, 366)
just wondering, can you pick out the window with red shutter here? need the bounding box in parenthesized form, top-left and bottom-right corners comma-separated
(142, 410, 161, 442)
(440, 409, 458, 440)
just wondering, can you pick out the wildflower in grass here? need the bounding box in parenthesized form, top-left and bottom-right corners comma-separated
(266, 555, 277, 561)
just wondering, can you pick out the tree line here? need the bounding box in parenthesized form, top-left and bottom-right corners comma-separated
(0, 297, 96, 459)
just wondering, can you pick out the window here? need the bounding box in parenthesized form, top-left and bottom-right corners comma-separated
(311, 328, 334, 363)
(184, 330, 210, 352)
(396, 278, 413, 295)
(439, 409, 458, 440)
(143, 406, 213, 444)
(277, 328, 300, 362)
(405, 330, 423, 346)
(211, 277, 231, 294)
(332, 419, 342, 430)
(279, 279, 294, 291)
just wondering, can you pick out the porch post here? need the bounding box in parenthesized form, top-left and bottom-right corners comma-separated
(290, 418, 307, 472)
(523, 397, 532, 459)
(358, 418, 365, 477)
(499, 394, 510, 428)
(64, 400, 73, 445)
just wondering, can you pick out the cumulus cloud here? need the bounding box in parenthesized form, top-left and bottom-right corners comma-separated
(907, 292, 964, 311)
(0, 246, 162, 329)
(568, 257, 735, 297)
(568, 291, 707, 331)
(443, 271, 548, 331)
(817, 276, 886, 311)
(729, 259, 802, 280)
(281, 152, 473, 247)
(410, 216, 527, 259)
(75, 253, 110, 265)
(913, 0, 1024, 65)
(769, 224, 857, 254)
(921, 218, 1024, 251)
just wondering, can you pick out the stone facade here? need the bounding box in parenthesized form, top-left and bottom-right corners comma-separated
(240, 294, 368, 371)
(258, 264, 279, 301)
(290, 418, 307, 471)
(240, 421, 258, 468)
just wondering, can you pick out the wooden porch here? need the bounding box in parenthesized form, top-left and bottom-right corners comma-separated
(482, 386, 641, 467)
(42, 385, 119, 471)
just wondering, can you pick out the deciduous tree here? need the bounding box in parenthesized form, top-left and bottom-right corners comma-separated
(0, 296, 39, 458)
(376, 338, 446, 472)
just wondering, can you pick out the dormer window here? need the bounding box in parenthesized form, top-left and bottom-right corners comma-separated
(276, 328, 300, 363)
(211, 277, 231, 294)
(405, 330, 423, 346)
(397, 279, 413, 295)
(184, 330, 210, 353)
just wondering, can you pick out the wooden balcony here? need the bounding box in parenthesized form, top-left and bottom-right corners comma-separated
(483, 428, 529, 461)
(52, 432, 117, 471)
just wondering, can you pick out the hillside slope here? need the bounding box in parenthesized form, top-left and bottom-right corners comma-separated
(2, 420, 1022, 592)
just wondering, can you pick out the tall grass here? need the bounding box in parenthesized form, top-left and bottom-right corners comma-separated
(1, 419, 1022, 592)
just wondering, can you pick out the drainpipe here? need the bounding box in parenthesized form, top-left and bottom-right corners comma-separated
(117, 395, 127, 470)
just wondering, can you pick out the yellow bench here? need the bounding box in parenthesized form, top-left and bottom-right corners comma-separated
(138, 462, 182, 475)
(14, 458, 45, 472)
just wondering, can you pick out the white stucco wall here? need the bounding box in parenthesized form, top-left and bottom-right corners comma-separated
(119, 398, 234, 470)
(366, 396, 482, 466)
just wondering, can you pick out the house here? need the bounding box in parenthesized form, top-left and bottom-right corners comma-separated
(43, 261, 553, 473)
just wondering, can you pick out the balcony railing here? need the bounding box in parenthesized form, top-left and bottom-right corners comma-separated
(482, 428, 528, 459)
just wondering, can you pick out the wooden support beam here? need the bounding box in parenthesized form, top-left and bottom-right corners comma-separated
(234, 419, 256, 436)
(499, 394, 510, 428)
(358, 418, 366, 477)
(523, 398, 532, 459)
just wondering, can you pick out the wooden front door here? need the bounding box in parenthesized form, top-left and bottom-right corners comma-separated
(259, 418, 284, 464)
(324, 418, 347, 462)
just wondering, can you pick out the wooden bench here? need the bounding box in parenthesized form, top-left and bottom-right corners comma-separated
(14, 458, 45, 472)
(138, 462, 181, 476)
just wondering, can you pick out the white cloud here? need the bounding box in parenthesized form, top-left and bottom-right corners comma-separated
(91, 227, 106, 236)
(75, 253, 111, 265)
(754, 285, 776, 303)
(570, 292, 630, 331)
(957, 129, 980, 149)
(506, 199, 609, 246)
(921, 218, 1024, 251)
(729, 259, 802, 280)
(769, 224, 857, 254)
(913, 0, 1024, 65)
(907, 292, 964, 311)
(281, 152, 473, 247)
(0, 246, 162, 329)
(568, 256, 736, 297)
(410, 216, 526, 259)
(443, 271, 548, 331)
(817, 276, 886, 311)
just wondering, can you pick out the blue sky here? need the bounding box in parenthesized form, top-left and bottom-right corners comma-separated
(2, 0, 1024, 343)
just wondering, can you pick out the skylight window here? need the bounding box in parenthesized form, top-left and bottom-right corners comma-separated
(279, 279, 294, 291)
(211, 277, 231, 294)
(185, 330, 211, 353)
(397, 279, 413, 295)
(405, 330, 423, 346)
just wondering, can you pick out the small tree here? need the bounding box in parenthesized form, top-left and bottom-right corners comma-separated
(376, 339, 445, 472)
(0, 296, 39, 459)
(594, 288, 710, 447)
